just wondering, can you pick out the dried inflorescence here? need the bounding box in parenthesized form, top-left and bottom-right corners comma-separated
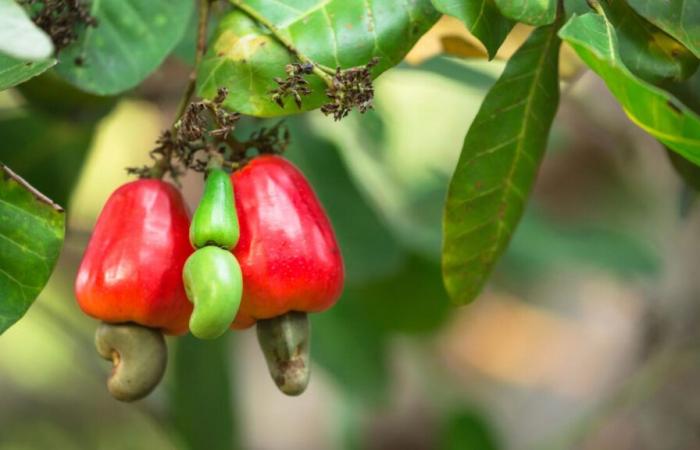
(321, 57, 379, 121)
(268, 57, 380, 121)
(128, 88, 241, 180)
(21, 0, 97, 56)
(128, 88, 291, 180)
(126, 130, 186, 180)
(269, 63, 314, 109)
(249, 122, 291, 155)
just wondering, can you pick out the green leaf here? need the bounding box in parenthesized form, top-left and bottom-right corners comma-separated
(0, 165, 65, 334)
(283, 117, 404, 284)
(55, 0, 194, 95)
(494, 0, 556, 26)
(430, 0, 513, 59)
(0, 0, 53, 61)
(563, 0, 590, 17)
(627, 0, 700, 59)
(560, 12, 700, 164)
(442, 24, 561, 305)
(603, 0, 699, 84)
(0, 111, 95, 207)
(0, 54, 55, 91)
(171, 334, 238, 450)
(198, 0, 440, 117)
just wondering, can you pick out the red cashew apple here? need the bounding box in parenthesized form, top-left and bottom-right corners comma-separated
(230, 155, 344, 329)
(75, 179, 193, 335)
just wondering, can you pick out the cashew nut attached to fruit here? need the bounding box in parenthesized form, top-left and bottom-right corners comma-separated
(94, 322, 167, 402)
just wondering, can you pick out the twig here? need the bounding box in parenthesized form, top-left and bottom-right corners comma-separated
(152, 0, 212, 179)
(172, 0, 212, 129)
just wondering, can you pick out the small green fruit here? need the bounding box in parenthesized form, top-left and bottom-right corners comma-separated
(190, 168, 239, 249)
(183, 246, 242, 339)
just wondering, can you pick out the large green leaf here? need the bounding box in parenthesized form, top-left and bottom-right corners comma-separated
(442, 24, 561, 305)
(0, 165, 65, 334)
(604, 0, 698, 84)
(560, 12, 700, 164)
(171, 334, 238, 450)
(198, 0, 440, 116)
(0, 54, 55, 91)
(494, 0, 556, 26)
(55, 0, 194, 95)
(430, 0, 513, 59)
(627, 0, 700, 59)
(0, 0, 53, 61)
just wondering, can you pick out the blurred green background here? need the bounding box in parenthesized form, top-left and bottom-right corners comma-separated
(1, 21, 699, 450)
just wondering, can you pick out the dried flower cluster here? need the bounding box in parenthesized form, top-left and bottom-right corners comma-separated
(321, 57, 379, 121)
(129, 88, 291, 180)
(249, 122, 291, 155)
(268, 57, 380, 121)
(128, 88, 240, 179)
(21, 0, 97, 56)
(269, 63, 314, 109)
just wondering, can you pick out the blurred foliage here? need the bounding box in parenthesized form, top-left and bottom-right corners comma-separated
(284, 117, 404, 285)
(171, 334, 238, 450)
(501, 208, 660, 283)
(17, 71, 117, 122)
(666, 147, 700, 192)
(311, 298, 390, 406)
(439, 408, 501, 450)
(0, 110, 94, 207)
(344, 253, 450, 334)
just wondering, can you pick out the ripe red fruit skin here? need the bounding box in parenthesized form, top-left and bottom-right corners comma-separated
(231, 155, 344, 329)
(75, 180, 193, 335)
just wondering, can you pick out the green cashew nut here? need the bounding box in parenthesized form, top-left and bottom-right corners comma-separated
(94, 322, 167, 402)
(184, 246, 243, 339)
(190, 168, 239, 249)
(256, 311, 310, 396)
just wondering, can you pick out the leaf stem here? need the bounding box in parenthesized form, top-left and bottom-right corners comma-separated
(152, 0, 212, 180)
(173, 0, 212, 127)
(586, 0, 603, 14)
(231, 0, 335, 86)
